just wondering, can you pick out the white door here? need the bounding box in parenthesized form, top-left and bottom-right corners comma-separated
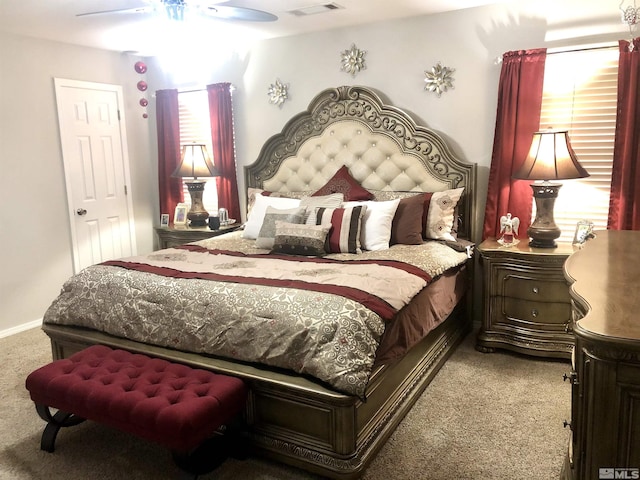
(54, 78, 137, 273)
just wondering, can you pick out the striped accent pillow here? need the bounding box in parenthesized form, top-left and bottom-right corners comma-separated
(314, 205, 367, 254)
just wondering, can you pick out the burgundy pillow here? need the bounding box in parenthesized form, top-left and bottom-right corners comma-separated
(312, 165, 374, 201)
(391, 194, 427, 245)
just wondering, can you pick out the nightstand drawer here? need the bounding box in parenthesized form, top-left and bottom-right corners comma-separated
(501, 273, 570, 303)
(502, 297, 572, 324)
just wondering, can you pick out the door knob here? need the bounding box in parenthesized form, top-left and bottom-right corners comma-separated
(76, 208, 87, 216)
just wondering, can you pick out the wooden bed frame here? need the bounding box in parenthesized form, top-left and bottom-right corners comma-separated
(43, 85, 477, 479)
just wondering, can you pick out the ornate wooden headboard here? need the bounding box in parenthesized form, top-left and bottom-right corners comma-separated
(245, 85, 477, 240)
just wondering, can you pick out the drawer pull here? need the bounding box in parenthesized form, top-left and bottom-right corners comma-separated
(563, 419, 572, 429)
(531, 309, 538, 318)
(563, 372, 578, 385)
(532, 286, 539, 294)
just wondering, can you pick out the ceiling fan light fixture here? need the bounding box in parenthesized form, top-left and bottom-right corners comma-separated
(288, 3, 343, 16)
(77, 0, 277, 23)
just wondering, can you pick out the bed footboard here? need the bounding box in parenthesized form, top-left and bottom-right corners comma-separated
(43, 303, 470, 479)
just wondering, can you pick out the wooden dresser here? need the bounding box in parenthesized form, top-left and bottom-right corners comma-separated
(561, 230, 640, 480)
(477, 238, 577, 359)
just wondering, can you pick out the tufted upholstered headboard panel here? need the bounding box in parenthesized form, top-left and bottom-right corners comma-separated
(244, 86, 477, 240)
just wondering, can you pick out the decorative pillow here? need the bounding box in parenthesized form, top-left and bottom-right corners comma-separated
(344, 199, 401, 251)
(312, 165, 374, 201)
(313, 205, 367, 254)
(242, 193, 301, 240)
(300, 193, 344, 224)
(391, 193, 428, 245)
(424, 187, 464, 241)
(255, 206, 307, 249)
(271, 222, 331, 257)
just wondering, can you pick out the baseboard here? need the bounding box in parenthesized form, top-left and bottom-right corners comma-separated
(0, 319, 42, 339)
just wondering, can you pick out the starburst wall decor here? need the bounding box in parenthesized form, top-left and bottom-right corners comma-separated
(424, 62, 455, 97)
(267, 79, 289, 107)
(340, 44, 367, 77)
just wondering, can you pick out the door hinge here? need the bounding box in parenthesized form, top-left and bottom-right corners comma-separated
(117, 110, 121, 121)
(124, 185, 128, 195)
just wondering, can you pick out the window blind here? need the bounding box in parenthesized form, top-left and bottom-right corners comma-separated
(536, 47, 618, 243)
(177, 90, 218, 213)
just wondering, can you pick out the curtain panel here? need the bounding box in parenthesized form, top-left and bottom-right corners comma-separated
(482, 49, 547, 240)
(207, 83, 241, 222)
(156, 89, 183, 222)
(608, 38, 640, 230)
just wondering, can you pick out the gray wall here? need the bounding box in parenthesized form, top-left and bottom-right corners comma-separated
(0, 0, 625, 335)
(0, 33, 155, 335)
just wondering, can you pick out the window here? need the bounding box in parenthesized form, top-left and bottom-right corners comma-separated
(536, 46, 618, 243)
(178, 90, 218, 213)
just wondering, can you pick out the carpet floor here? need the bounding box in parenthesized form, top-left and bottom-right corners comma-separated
(0, 326, 570, 479)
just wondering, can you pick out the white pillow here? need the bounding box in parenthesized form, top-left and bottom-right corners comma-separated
(344, 199, 400, 251)
(242, 194, 301, 239)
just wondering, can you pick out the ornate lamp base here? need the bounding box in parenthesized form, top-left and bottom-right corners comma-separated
(185, 181, 209, 227)
(527, 182, 562, 248)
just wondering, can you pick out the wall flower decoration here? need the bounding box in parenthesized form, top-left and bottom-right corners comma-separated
(424, 62, 455, 97)
(268, 79, 289, 107)
(340, 44, 367, 77)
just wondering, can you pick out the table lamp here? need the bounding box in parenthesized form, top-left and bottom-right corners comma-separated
(172, 143, 219, 227)
(513, 129, 589, 248)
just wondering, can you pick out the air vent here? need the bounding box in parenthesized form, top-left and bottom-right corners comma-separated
(288, 3, 343, 16)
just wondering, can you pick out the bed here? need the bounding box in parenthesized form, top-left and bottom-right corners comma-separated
(42, 85, 477, 479)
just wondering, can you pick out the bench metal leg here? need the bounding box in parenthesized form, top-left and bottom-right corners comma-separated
(35, 404, 86, 452)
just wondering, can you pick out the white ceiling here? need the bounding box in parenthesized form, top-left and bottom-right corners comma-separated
(0, 0, 518, 56)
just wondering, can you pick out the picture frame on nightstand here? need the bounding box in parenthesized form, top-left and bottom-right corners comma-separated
(572, 219, 594, 245)
(174, 203, 188, 225)
(160, 214, 170, 228)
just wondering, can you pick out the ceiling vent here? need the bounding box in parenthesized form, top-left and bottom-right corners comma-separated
(288, 3, 343, 16)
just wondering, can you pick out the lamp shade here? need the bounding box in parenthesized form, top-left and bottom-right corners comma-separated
(513, 129, 589, 181)
(172, 143, 220, 179)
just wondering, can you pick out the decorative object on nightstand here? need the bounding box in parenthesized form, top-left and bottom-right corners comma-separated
(513, 129, 589, 248)
(476, 238, 577, 359)
(172, 143, 220, 227)
(498, 213, 520, 246)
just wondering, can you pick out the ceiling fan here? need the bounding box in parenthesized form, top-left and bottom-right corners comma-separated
(77, 0, 278, 23)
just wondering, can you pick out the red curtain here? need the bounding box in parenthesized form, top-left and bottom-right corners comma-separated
(207, 83, 240, 221)
(482, 49, 547, 240)
(156, 89, 182, 222)
(607, 38, 640, 230)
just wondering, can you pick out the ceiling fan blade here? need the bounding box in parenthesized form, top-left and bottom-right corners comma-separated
(203, 5, 277, 22)
(77, 6, 154, 17)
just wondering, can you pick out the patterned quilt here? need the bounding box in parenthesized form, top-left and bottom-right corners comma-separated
(43, 231, 468, 398)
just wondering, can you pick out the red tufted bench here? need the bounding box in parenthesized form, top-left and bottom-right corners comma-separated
(25, 345, 248, 478)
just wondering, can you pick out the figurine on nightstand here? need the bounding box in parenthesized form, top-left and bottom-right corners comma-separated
(498, 213, 520, 246)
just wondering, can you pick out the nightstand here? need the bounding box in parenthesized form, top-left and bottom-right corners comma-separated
(155, 224, 239, 249)
(476, 238, 577, 359)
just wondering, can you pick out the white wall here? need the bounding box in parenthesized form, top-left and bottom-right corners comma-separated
(0, 0, 626, 334)
(0, 33, 155, 336)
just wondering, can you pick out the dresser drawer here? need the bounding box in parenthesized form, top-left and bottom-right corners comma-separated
(502, 297, 572, 324)
(500, 273, 570, 303)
